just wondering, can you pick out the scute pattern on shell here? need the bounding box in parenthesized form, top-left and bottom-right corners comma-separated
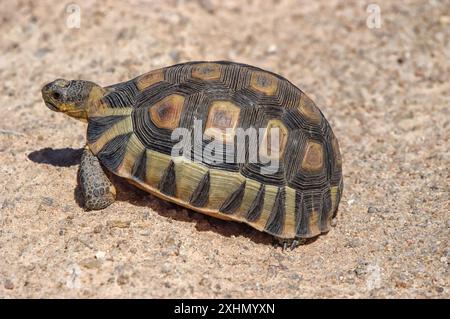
(86, 61, 343, 239)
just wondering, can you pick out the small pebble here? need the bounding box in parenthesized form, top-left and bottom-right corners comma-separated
(62, 205, 73, 212)
(367, 206, 378, 214)
(117, 274, 129, 285)
(198, 0, 215, 13)
(34, 47, 51, 58)
(161, 264, 171, 274)
(288, 273, 302, 281)
(41, 197, 54, 206)
(4, 279, 14, 290)
(354, 261, 369, 277)
(395, 281, 408, 288)
(199, 277, 211, 287)
(267, 44, 277, 54)
(169, 50, 181, 63)
(344, 239, 359, 248)
(80, 258, 102, 269)
(93, 225, 103, 233)
(95, 251, 106, 260)
(107, 220, 131, 228)
(331, 218, 338, 227)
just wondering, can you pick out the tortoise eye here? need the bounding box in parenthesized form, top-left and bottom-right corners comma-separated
(52, 92, 61, 100)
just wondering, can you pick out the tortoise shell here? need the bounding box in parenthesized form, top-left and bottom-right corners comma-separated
(87, 61, 343, 239)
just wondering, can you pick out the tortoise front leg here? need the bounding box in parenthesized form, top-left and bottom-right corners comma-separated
(78, 146, 116, 210)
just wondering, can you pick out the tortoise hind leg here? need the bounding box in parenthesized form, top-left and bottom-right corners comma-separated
(78, 146, 116, 210)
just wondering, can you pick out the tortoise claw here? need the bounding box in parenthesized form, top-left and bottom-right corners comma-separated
(290, 240, 299, 250)
(274, 237, 311, 250)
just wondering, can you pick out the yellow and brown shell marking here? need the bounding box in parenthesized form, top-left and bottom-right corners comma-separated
(86, 61, 343, 240)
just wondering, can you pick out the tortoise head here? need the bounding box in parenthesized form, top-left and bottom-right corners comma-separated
(41, 79, 106, 121)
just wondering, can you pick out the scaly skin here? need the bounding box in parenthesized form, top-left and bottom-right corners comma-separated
(78, 146, 116, 210)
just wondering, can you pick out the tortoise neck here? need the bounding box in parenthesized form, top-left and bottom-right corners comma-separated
(85, 86, 110, 118)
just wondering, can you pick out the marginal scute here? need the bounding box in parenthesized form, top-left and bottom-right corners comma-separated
(204, 100, 241, 143)
(207, 169, 246, 210)
(172, 157, 209, 203)
(136, 69, 165, 91)
(87, 115, 129, 145)
(245, 183, 265, 222)
(298, 93, 321, 123)
(235, 179, 261, 219)
(250, 71, 278, 95)
(96, 133, 132, 172)
(330, 185, 339, 213)
(320, 189, 333, 233)
(144, 150, 173, 188)
(116, 133, 146, 177)
(191, 63, 222, 81)
(219, 181, 246, 214)
(301, 140, 324, 172)
(159, 160, 176, 196)
(308, 209, 321, 237)
(149, 94, 185, 129)
(189, 170, 210, 207)
(264, 187, 286, 235)
(283, 186, 297, 238)
(331, 133, 342, 166)
(131, 149, 147, 182)
(88, 116, 133, 155)
(249, 184, 278, 231)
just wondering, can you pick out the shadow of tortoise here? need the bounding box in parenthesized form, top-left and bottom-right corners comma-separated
(28, 147, 83, 167)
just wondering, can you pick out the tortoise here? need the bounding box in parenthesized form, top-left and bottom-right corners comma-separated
(41, 61, 343, 248)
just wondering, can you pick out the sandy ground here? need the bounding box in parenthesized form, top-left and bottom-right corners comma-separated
(0, 0, 448, 298)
